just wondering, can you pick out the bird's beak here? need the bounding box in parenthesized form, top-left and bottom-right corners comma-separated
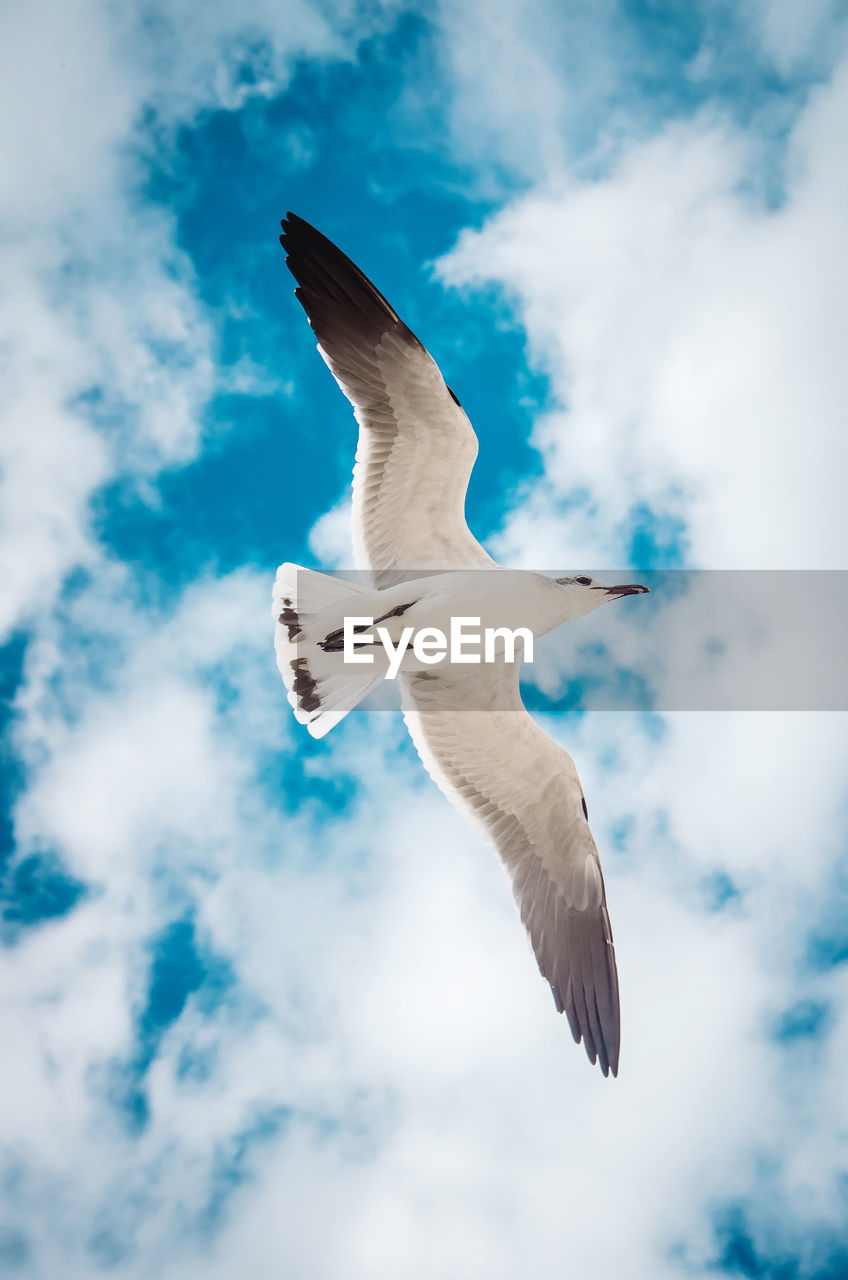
(600, 584, 651, 597)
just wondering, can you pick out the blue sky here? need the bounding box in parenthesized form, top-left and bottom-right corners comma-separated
(2, 1, 848, 1276)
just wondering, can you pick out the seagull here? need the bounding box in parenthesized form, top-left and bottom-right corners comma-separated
(274, 213, 650, 1077)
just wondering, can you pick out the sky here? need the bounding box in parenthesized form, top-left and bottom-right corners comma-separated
(2, 0, 848, 1276)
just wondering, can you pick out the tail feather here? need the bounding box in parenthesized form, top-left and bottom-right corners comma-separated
(273, 564, 382, 738)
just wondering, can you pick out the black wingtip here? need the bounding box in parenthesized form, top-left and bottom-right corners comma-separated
(279, 212, 307, 255)
(601, 1040, 619, 1078)
(561, 971, 618, 1077)
(276, 211, 421, 347)
(280, 211, 319, 246)
(586, 1037, 616, 1079)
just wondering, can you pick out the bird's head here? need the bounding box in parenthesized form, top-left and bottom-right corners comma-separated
(554, 575, 650, 619)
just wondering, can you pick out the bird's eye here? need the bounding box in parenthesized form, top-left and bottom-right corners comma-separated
(575, 576, 592, 586)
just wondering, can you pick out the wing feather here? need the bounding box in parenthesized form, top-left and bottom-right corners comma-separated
(400, 664, 621, 1077)
(280, 213, 493, 585)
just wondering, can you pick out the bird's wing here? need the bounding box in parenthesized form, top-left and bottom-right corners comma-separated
(281, 213, 495, 587)
(400, 663, 620, 1077)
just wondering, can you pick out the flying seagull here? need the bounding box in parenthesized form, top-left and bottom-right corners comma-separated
(274, 213, 649, 1077)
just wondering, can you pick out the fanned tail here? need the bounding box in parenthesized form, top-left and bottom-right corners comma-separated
(272, 564, 384, 738)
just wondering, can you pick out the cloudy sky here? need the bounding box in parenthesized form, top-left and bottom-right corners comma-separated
(2, 0, 848, 1275)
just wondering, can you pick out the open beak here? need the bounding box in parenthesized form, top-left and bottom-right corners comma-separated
(600, 583, 650, 597)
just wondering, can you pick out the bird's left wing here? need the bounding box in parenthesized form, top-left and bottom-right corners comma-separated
(280, 213, 494, 586)
(401, 663, 621, 1076)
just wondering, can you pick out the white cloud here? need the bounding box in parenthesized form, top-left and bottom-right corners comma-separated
(308, 495, 355, 567)
(5, 588, 848, 1278)
(744, 0, 845, 73)
(3, 1, 848, 1277)
(0, 0, 404, 639)
(439, 64, 848, 568)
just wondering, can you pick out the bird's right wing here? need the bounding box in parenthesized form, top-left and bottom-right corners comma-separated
(281, 214, 494, 586)
(400, 662, 620, 1077)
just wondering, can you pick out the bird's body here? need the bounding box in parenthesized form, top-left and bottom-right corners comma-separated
(274, 213, 650, 1077)
(278, 567, 594, 664)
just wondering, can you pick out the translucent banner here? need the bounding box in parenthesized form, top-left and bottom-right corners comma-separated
(277, 569, 848, 713)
